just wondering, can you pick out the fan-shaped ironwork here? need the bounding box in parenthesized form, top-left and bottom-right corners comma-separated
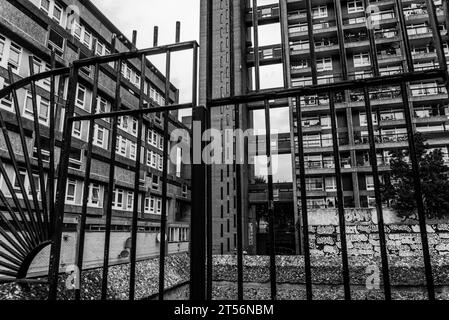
(0, 54, 62, 281)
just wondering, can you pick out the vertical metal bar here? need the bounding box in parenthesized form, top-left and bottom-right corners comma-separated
(264, 99, 276, 300)
(48, 51, 56, 235)
(154, 27, 159, 47)
(205, 0, 214, 302)
(176, 21, 181, 43)
(158, 49, 171, 300)
(425, 0, 448, 72)
(132, 31, 138, 49)
(333, 0, 348, 80)
(0, 162, 34, 250)
(235, 102, 244, 300)
(48, 66, 79, 300)
(329, 90, 351, 300)
(206, 108, 213, 300)
(400, 82, 435, 300)
(305, 0, 317, 84)
(74, 58, 99, 300)
(394, 0, 414, 72)
(229, 0, 235, 97)
(252, 0, 260, 91)
(7, 67, 44, 243)
(363, 87, 391, 300)
(101, 35, 120, 300)
(129, 52, 146, 301)
(0, 117, 37, 248)
(229, 0, 243, 301)
(0, 207, 28, 257)
(192, 42, 199, 108)
(278, 0, 289, 89)
(190, 105, 207, 300)
(295, 96, 312, 300)
(28, 56, 49, 239)
(363, 0, 379, 77)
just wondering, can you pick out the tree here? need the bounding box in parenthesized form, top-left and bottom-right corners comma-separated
(381, 132, 449, 219)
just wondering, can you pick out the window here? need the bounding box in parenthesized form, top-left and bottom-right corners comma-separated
(366, 175, 375, 190)
(89, 184, 101, 207)
(152, 175, 159, 190)
(52, 3, 63, 24)
(94, 124, 105, 148)
(112, 189, 124, 210)
(96, 97, 110, 122)
(39, 97, 49, 124)
(0, 79, 13, 109)
(23, 93, 49, 125)
(312, 5, 328, 18)
(48, 29, 64, 57)
(317, 57, 332, 71)
(13, 169, 26, 191)
(72, 121, 81, 138)
(76, 84, 86, 108)
(68, 149, 82, 170)
(73, 21, 82, 40)
(24, 93, 33, 117)
(353, 53, 370, 67)
(306, 177, 324, 191)
(40, 0, 50, 13)
(127, 192, 134, 210)
(8, 42, 22, 72)
(156, 198, 162, 214)
(325, 177, 337, 191)
(348, 0, 364, 13)
(0, 35, 5, 61)
(131, 118, 138, 136)
(130, 142, 137, 160)
(96, 41, 105, 56)
(66, 179, 77, 203)
(83, 30, 92, 49)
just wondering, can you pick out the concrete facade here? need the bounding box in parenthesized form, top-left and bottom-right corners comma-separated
(199, 0, 449, 255)
(0, 0, 191, 276)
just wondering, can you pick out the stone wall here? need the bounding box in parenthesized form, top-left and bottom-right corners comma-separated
(307, 208, 449, 257)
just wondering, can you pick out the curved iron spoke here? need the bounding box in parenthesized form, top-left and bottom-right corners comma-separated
(27, 57, 49, 240)
(7, 67, 45, 243)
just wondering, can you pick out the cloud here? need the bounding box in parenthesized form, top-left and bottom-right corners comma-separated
(90, 0, 199, 105)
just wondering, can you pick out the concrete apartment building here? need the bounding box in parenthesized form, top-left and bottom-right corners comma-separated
(0, 0, 191, 273)
(200, 0, 449, 255)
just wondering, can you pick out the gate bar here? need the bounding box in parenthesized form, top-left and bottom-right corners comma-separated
(295, 96, 313, 300)
(101, 35, 121, 300)
(363, 87, 391, 300)
(48, 65, 79, 300)
(190, 105, 207, 300)
(305, 0, 317, 84)
(400, 82, 435, 300)
(74, 48, 100, 300)
(208, 69, 446, 106)
(8, 67, 45, 243)
(129, 50, 147, 301)
(48, 51, 56, 234)
(264, 100, 277, 300)
(28, 57, 49, 239)
(329, 90, 351, 300)
(394, 0, 414, 72)
(158, 49, 171, 300)
(252, 0, 260, 91)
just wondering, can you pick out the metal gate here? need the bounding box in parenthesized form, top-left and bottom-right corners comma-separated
(0, 0, 447, 302)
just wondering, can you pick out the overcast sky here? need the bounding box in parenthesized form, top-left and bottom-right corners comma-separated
(90, 0, 292, 182)
(91, 0, 200, 104)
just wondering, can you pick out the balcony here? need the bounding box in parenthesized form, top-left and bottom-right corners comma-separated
(246, 4, 280, 26)
(247, 44, 283, 66)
